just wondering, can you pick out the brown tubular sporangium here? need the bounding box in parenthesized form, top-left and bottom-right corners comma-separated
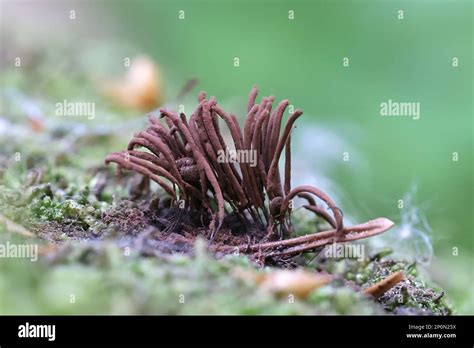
(105, 86, 394, 257)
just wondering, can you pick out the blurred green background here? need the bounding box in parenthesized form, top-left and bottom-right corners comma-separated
(1, 0, 472, 311)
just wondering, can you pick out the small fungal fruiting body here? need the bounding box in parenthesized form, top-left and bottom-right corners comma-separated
(106, 86, 394, 256)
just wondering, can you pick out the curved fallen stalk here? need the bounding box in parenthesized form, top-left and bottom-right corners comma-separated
(281, 185, 344, 234)
(211, 217, 395, 258)
(297, 192, 337, 228)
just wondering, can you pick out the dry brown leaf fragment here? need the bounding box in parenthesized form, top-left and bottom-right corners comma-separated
(233, 268, 332, 299)
(261, 270, 332, 299)
(232, 267, 267, 285)
(101, 56, 162, 111)
(364, 271, 405, 298)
